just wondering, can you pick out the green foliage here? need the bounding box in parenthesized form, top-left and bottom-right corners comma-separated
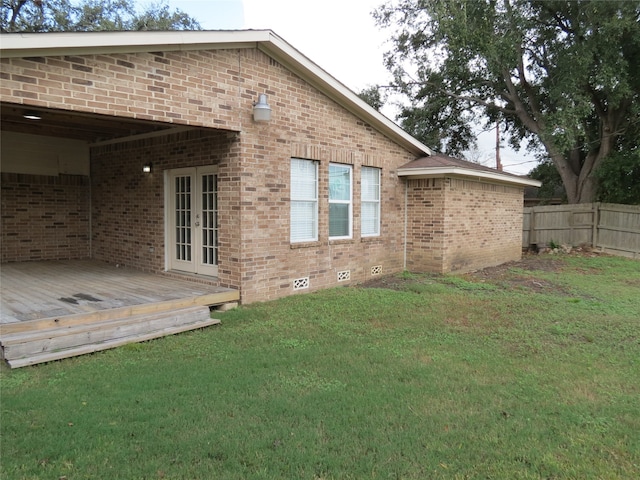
(2, 256, 639, 479)
(528, 159, 567, 203)
(596, 148, 640, 205)
(357, 85, 385, 111)
(548, 239, 561, 250)
(1, 0, 201, 32)
(530, 148, 640, 205)
(374, 0, 640, 203)
(129, 1, 200, 31)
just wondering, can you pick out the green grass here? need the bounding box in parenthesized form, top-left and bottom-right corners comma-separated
(1, 254, 639, 479)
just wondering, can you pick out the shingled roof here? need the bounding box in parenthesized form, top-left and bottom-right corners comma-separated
(398, 153, 541, 187)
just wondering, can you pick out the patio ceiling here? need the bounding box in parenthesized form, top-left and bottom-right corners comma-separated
(1, 103, 181, 143)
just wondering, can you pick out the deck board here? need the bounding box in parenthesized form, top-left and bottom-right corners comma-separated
(1, 260, 238, 326)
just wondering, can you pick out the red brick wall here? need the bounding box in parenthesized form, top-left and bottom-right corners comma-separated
(442, 178, 524, 272)
(0, 50, 244, 130)
(406, 177, 524, 274)
(405, 178, 447, 273)
(1, 173, 90, 262)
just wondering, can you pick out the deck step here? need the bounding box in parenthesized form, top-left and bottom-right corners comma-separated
(1, 306, 219, 369)
(0, 288, 238, 336)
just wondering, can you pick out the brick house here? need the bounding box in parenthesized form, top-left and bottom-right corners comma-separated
(1, 30, 540, 305)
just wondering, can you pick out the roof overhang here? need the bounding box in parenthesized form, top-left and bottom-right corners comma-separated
(397, 166, 542, 188)
(0, 30, 433, 157)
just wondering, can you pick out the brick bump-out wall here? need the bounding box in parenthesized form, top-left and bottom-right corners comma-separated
(405, 177, 524, 274)
(443, 178, 524, 272)
(1, 173, 90, 262)
(405, 178, 447, 273)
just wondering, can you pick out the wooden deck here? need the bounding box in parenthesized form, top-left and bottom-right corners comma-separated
(0, 260, 239, 367)
(0, 260, 238, 327)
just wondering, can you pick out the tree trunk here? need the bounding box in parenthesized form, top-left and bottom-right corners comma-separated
(549, 155, 600, 204)
(542, 137, 612, 204)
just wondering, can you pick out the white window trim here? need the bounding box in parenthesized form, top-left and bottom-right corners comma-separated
(290, 158, 318, 243)
(329, 163, 353, 240)
(361, 166, 381, 237)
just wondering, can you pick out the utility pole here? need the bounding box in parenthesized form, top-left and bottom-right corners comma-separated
(495, 122, 503, 171)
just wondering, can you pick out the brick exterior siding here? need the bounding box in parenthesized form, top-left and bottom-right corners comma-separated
(90, 130, 237, 278)
(1, 44, 526, 303)
(406, 177, 524, 274)
(1, 173, 90, 262)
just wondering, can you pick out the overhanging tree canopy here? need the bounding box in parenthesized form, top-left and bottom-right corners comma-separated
(375, 0, 640, 203)
(1, 0, 201, 32)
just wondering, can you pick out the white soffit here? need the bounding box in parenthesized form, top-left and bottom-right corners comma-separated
(0, 30, 433, 157)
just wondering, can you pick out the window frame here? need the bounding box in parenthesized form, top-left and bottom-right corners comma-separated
(328, 163, 353, 240)
(290, 158, 319, 243)
(361, 166, 381, 237)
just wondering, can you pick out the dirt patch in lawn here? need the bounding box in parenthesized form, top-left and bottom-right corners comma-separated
(361, 251, 606, 294)
(474, 254, 567, 276)
(463, 254, 568, 294)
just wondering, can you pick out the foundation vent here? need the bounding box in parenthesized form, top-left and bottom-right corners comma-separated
(371, 265, 383, 276)
(293, 277, 309, 290)
(337, 270, 350, 282)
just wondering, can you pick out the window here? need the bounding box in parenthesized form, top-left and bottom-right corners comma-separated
(361, 167, 381, 236)
(290, 158, 318, 243)
(329, 163, 352, 239)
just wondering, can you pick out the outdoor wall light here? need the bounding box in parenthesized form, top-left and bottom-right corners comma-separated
(23, 111, 42, 120)
(142, 163, 152, 173)
(252, 93, 272, 122)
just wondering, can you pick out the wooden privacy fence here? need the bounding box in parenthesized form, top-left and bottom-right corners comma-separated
(523, 203, 640, 259)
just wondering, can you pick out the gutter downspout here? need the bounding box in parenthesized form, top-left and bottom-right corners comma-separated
(403, 178, 408, 271)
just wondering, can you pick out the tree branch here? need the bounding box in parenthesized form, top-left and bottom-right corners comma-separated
(377, 81, 518, 115)
(501, 69, 544, 135)
(8, 0, 28, 31)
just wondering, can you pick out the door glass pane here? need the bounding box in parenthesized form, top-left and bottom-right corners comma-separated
(201, 173, 218, 266)
(175, 175, 191, 261)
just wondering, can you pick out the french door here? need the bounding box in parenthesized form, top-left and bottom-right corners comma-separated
(167, 166, 218, 276)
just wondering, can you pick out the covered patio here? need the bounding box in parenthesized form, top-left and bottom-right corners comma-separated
(0, 260, 239, 368)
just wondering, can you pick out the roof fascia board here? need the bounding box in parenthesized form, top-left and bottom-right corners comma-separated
(0, 30, 272, 58)
(397, 167, 542, 187)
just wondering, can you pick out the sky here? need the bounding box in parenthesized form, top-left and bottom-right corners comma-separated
(166, 0, 537, 175)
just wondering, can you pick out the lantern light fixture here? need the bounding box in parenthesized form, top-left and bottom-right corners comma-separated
(252, 94, 272, 122)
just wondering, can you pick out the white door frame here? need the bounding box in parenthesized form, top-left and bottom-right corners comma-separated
(164, 166, 218, 276)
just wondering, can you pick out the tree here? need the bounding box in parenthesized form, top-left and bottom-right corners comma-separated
(1, 0, 200, 32)
(527, 127, 640, 205)
(358, 85, 385, 111)
(595, 149, 640, 205)
(374, 0, 640, 203)
(528, 159, 567, 204)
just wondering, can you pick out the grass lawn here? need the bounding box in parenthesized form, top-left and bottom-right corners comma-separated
(1, 253, 638, 479)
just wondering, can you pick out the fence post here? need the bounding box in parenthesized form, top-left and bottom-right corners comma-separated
(592, 202, 600, 249)
(530, 207, 536, 246)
